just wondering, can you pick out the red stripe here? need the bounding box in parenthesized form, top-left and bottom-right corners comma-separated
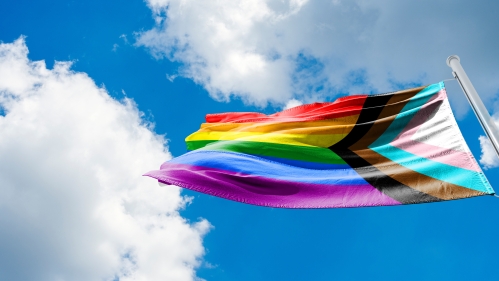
(206, 95, 368, 123)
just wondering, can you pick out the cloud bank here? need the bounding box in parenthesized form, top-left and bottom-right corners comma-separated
(0, 38, 209, 281)
(138, 0, 499, 108)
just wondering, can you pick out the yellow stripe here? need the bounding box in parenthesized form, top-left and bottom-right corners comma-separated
(199, 115, 359, 135)
(186, 131, 348, 147)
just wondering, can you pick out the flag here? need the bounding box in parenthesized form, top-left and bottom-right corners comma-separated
(145, 82, 495, 208)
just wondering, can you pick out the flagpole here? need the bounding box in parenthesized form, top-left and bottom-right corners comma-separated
(446, 55, 499, 158)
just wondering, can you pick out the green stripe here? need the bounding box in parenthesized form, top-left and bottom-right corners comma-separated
(187, 140, 218, 150)
(187, 140, 347, 165)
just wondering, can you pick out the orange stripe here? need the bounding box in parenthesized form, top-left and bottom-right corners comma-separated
(199, 115, 360, 135)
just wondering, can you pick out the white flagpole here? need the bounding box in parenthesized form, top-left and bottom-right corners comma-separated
(447, 55, 499, 158)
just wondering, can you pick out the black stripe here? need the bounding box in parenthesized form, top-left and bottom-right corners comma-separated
(333, 149, 441, 204)
(329, 92, 440, 204)
(331, 94, 393, 149)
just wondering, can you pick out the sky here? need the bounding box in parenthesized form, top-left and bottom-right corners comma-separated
(1, 0, 499, 280)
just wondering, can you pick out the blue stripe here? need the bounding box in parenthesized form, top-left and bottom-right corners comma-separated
(169, 150, 369, 185)
(257, 155, 350, 170)
(371, 144, 493, 193)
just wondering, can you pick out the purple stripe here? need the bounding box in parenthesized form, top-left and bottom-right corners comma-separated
(144, 163, 401, 208)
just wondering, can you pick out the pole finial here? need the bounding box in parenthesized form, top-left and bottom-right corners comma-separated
(447, 55, 460, 67)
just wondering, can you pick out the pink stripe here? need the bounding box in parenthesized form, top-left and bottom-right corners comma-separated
(393, 139, 480, 171)
(391, 89, 480, 172)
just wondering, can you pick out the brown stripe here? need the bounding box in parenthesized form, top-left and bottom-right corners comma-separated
(333, 148, 441, 204)
(349, 86, 425, 150)
(355, 148, 485, 200)
(376, 86, 426, 120)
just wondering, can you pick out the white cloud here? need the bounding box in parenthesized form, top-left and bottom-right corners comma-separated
(478, 135, 499, 169)
(478, 113, 499, 169)
(283, 98, 303, 110)
(137, 0, 499, 109)
(0, 37, 209, 281)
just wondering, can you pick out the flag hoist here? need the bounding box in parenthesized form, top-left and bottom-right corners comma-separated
(447, 55, 499, 158)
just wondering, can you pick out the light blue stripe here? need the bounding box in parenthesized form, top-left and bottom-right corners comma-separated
(370, 82, 443, 148)
(169, 150, 369, 185)
(371, 144, 493, 193)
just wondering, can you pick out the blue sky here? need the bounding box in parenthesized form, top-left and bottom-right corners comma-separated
(1, 0, 499, 280)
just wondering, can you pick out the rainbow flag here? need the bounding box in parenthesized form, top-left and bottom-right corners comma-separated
(145, 82, 495, 208)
